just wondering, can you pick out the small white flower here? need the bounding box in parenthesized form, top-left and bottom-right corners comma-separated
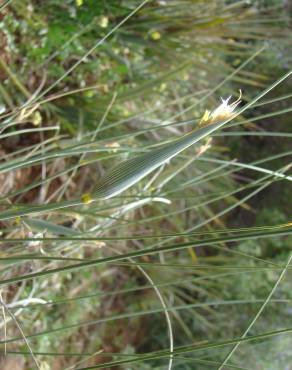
(210, 90, 242, 122)
(200, 90, 242, 126)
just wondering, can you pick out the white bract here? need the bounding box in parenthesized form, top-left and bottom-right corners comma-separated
(200, 91, 242, 125)
(210, 93, 242, 122)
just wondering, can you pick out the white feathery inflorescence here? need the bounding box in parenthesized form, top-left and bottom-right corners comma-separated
(200, 90, 242, 126)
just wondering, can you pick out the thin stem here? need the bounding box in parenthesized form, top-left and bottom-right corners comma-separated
(217, 253, 292, 370)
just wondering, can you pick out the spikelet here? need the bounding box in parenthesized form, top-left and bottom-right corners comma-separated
(200, 90, 242, 127)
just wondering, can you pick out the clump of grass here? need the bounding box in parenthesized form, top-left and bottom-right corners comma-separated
(0, 1, 292, 369)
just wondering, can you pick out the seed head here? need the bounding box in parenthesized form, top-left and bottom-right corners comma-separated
(200, 90, 242, 126)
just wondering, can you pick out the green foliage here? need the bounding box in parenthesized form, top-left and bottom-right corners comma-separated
(0, 0, 291, 369)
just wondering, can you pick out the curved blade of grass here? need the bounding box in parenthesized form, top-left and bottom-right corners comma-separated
(92, 69, 292, 199)
(92, 119, 230, 199)
(7, 271, 265, 310)
(24, 218, 81, 235)
(58, 327, 292, 369)
(0, 226, 291, 287)
(217, 253, 292, 370)
(2, 297, 291, 345)
(2, 222, 290, 242)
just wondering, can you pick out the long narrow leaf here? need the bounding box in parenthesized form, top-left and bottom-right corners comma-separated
(93, 120, 227, 199)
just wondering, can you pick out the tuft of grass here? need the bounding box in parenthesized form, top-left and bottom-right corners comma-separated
(0, 0, 291, 369)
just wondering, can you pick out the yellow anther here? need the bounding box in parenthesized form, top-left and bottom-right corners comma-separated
(81, 193, 93, 204)
(151, 31, 161, 41)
